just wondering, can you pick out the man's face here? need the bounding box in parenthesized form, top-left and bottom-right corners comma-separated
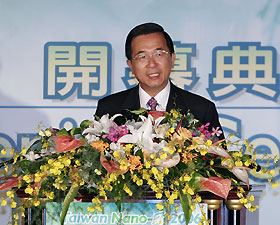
(127, 32, 175, 97)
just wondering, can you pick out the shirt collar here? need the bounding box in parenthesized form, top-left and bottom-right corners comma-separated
(139, 81, 170, 111)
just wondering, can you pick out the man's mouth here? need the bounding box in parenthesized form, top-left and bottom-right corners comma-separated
(149, 73, 159, 77)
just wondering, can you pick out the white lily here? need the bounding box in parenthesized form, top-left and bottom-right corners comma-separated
(153, 115, 166, 128)
(118, 114, 161, 155)
(118, 115, 152, 147)
(110, 142, 126, 160)
(155, 124, 169, 139)
(83, 114, 122, 143)
(23, 151, 41, 162)
(153, 140, 167, 153)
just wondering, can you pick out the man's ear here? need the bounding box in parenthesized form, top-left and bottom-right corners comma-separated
(127, 59, 134, 74)
(171, 53, 176, 68)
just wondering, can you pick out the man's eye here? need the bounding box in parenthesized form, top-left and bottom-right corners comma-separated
(138, 55, 147, 59)
(156, 52, 163, 57)
(155, 51, 165, 57)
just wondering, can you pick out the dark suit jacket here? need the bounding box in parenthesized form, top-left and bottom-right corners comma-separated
(95, 81, 224, 139)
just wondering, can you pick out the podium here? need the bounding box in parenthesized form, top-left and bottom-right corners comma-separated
(200, 184, 265, 225)
(15, 184, 265, 225)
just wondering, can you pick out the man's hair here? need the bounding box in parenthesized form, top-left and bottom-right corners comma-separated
(125, 22, 175, 60)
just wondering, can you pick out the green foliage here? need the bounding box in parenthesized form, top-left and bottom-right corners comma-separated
(1, 108, 270, 225)
(56, 128, 69, 136)
(179, 189, 192, 225)
(19, 160, 46, 175)
(61, 184, 80, 225)
(80, 120, 91, 131)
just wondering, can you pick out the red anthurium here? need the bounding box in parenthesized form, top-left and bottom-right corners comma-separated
(148, 111, 167, 119)
(0, 177, 21, 190)
(100, 154, 128, 174)
(55, 135, 85, 154)
(198, 177, 231, 199)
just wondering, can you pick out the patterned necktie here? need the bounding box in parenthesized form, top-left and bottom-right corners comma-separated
(147, 97, 158, 110)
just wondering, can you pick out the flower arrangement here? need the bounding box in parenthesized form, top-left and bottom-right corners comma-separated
(0, 108, 278, 225)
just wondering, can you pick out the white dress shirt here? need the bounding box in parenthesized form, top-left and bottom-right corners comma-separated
(139, 81, 171, 111)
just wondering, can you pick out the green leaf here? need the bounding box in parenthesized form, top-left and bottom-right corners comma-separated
(130, 108, 147, 115)
(241, 154, 252, 161)
(70, 127, 82, 136)
(176, 160, 188, 170)
(188, 172, 202, 191)
(80, 120, 91, 130)
(56, 129, 69, 136)
(20, 160, 46, 174)
(214, 167, 241, 181)
(60, 184, 80, 225)
(179, 188, 192, 225)
(135, 149, 144, 163)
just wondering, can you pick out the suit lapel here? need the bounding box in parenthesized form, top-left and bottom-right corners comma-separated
(121, 85, 141, 110)
(166, 82, 186, 112)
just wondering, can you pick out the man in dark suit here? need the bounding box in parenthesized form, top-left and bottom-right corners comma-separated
(95, 22, 224, 139)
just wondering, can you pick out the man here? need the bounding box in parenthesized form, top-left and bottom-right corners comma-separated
(95, 22, 224, 139)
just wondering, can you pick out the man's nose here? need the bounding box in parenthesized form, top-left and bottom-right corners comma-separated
(146, 55, 157, 67)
